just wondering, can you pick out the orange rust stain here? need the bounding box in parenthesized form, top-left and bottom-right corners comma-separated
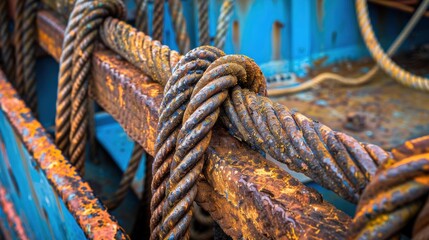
(118, 84, 124, 107)
(38, 30, 60, 60)
(0, 70, 128, 240)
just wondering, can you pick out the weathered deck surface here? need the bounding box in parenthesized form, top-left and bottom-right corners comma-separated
(274, 59, 429, 149)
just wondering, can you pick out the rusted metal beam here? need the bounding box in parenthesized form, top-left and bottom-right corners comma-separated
(0, 70, 128, 239)
(35, 10, 352, 239)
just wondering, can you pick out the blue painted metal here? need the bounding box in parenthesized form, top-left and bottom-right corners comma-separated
(36, 56, 59, 128)
(159, 0, 429, 77)
(94, 112, 147, 196)
(0, 110, 86, 239)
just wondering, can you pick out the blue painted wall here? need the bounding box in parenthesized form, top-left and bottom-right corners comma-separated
(128, 0, 429, 77)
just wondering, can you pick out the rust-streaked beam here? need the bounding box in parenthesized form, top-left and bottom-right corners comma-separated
(0, 70, 128, 239)
(36, 9, 352, 239)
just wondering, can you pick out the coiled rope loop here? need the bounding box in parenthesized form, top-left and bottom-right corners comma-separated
(99, 18, 429, 239)
(55, 0, 126, 173)
(151, 46, 265, 239)
(100, 18, 390, 204)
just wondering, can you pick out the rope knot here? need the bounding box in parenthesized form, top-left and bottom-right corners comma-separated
(152, 46, 268, 239)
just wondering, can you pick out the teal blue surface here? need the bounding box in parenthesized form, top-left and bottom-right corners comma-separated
(0, 110, 86, 239)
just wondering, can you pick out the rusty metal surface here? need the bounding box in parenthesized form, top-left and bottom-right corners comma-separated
(274, 60, 429, 150)
(98, 18, 393, 208)
(0, 70, 128, 239)
(33, 7, 427, 240)
(198, 127, 352, 239)
(39, 0, 76, 20)
(89, 49, 353, 238)
(36, 10, 63, 61)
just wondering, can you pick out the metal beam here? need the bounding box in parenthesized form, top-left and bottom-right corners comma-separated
(0, 70, 128, 239)
(35, 10, 351, 239)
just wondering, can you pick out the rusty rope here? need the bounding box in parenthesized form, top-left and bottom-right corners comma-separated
(14, 0, 38, 114)
(153, 0, 164, 41)
(105, 143, 145, 209)
(168, 0, 190, 53)
(135, 0, 149, 33)
(0, 0, 15, 82)
(100, 19, 392, 204)
(55, 0, 125, 174)
(214, 0, 234, 49)
(350, 136, 429, 239)
(197, 0, 210, 46)
(99, 18, 429, 239)
(101, 20, 383, 237)
(97, 19, 429, 238)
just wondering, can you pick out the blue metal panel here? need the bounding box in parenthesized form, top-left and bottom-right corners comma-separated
(36, 56, 59, 128)
(94, 112, 147, 196)
(0, 110, 86, 239)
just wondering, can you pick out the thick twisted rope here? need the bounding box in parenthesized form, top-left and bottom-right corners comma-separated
(99, 18, 429, 239)
(197, 0, 210, 46)
(101, 20, 389, 237)
(0, 0, 15, 82)
(14, 0, 38, 114)
(55, 0, 125, 174)
(98, 14, 429, 238)
(351, 154, 429, 239)
(135, 0, 149, 33)
(153, 0, 164, 41)
(214, 0, 234, 49)
(168, 0, 190, 53)
(350, 136, 429, 239)
(100, 19, 390, 204)
(105, 142, 145, 209)
(158, 50, 266, 239)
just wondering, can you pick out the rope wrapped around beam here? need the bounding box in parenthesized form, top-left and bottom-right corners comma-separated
(49, 1, 429, 238)
(54, 0, 126, 173)
(97, 18, 429, 240)
(100, 18, 389, 204)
